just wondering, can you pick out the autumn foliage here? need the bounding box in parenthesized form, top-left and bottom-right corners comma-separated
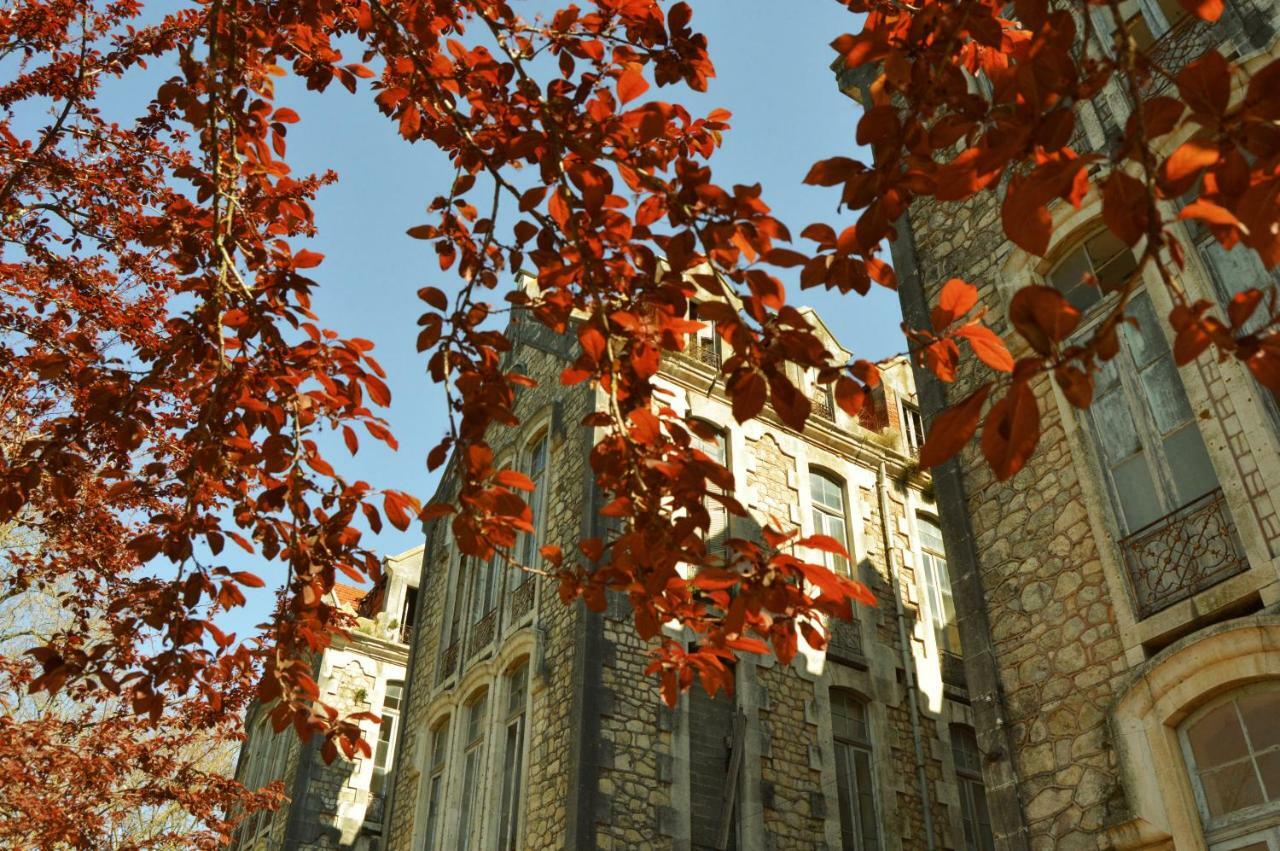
(1, 0, 1278, 838)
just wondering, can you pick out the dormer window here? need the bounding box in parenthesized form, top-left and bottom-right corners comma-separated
(687, 302, 722, 369)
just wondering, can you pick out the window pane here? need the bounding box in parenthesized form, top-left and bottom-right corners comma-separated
(1201, 761, 1265, 817)
(498, 718, 526, 851)
(1257, 750, 1280, 801)
(1189, 702, 1250, 769)
(1049, 247, 1100, 312)
(1111, 453, 1162, 532)
(1140, 358, 1194, 433)
(1240, 692, 1280, 751)
(424, 775, 443, 851)
(1121, 295, 1167, 367)
(1092, 388, 1142, 464)
(811, 472, 844, 512)
(1162, 425, 1219, 506)
(1092, 237, 1139, 295)
(855, 749, 880, 848)
(835, 743, 857, 849)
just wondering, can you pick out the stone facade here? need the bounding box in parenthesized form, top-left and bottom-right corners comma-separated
(382, 301, 1001, 850)
(841, 3, 1280, 848)
(231, 548, 419, 851)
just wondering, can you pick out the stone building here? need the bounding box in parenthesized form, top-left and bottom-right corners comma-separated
(380, 284, 1002, 851)
(231, 546, 421, 851)
(839, 2, 1280, 848)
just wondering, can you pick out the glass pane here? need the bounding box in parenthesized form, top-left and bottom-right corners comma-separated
(855, 749, 880, 847)
(1189, 703, 1250, 769)
(424, 775, 443, 851)
(1049, 247, 1100, 312)
(832, 692, 868, 743)
(835, 744, 857, 849)
(1112, 453, 1163, 532)
(1199, 239, 1273, 336)
(1122, 295, 1166, 367)
(919, 516, 946, 553)
(1140, 358, 1194, 433)
(1092, 239, 1139, 294)
(1241, 692, 1280, 751)
(1162, 425, 1219, 506)
(952, 726, 981, 774)
(1257, 750, 1280, 801)
(1201, 761, 1265, 817)
(508, 666, 528, 716)
(458, 750, 480, 851)
(1092, 388, 1142, 463)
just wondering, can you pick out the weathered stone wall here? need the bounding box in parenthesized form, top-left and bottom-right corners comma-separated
(883, 18, 1280, 848)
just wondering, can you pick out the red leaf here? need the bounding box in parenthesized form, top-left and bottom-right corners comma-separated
(1179, 0, 1224, 21)
(617, 65, 649, 105)
(931, 278, 978, 330)
(1229, 289, 1263, 329)
(981, 382, 1040, 480)
(495, 470, 535, 491)
(1009, 286, 1082, 355)
(1002, 175, 1053, 257)
(730, 371, 767, 424)
(231, 571, 265, 589)
(956, 324, 1014, 373)
(917, 384, 992, 469)
(1177, 50, 1230, 116)
(798, 534, 850, 558)
(1101, 171, 1149, 246)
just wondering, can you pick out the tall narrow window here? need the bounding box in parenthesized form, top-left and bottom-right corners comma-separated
(831, 690, 880, 851)
(810, 471, 851, 576)
(689, 666, 742, 851)
(694, 425, 731, 564)
(516, 433, 549, 585)
(400, 585, 418, 643)
(370, 681, 403, 806)
(470, 553, 499, 623)
(456, 690, 489, 851)
(688, 302, 722, 368)
(422, 718, 450, 851)
(951, 725, 995, 851)
(1050, 235, 1230, 617)
(918, 515, 960, 656)
(901, 402, 925, 455)
(497, 663, 529, 851)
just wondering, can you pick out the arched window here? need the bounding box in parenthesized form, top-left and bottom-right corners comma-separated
(810, 470, 850, 576)
(422, 716, 450, 851)
(918, 515, 959, 656)
(1049, 231, 1225, 617)
(456, 689, 489, 850)
(516, 432, 550, 585)
(371, 681, 404, 804)
(831, 690, 879, 850)
(1181, 685, 1280, 833)
(497, 662, 530, 850)
(951, 725, 994, 851)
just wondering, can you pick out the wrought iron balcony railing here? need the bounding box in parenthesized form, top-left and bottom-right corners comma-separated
(1120, 488, 1249, 619)
(812, 391, 836, 422)
(827, 616, 865, 664)
(1141, 2, 1250, 97)
(439, 639, 460, 682)
(510, 578, 535, 623)
(677, 337, 722, 370)
(468, 608, 497, 657)
(941, 650, 968, 693)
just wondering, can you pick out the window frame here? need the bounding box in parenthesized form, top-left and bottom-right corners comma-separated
(830, 688, 881, 851)
(515, 431, 550, 586)
(456, 689, 490, 851)
(693, 422, 732, 565)
(950, 724, 995, 851)
(900, 400, 925, 455)
(1046, 230, 1221, 538)
(916, 513, 960, 657)
(421, 715, 451, 851)
(370, 680, 404, 803)
(809, 468, 853, 577)
(1178, 682, 1280, 838)
(496, 661, 530, 851)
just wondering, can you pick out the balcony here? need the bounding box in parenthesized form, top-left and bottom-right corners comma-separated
(467, 608, 497, 658)
(1120, 488, 1249, 619)
(510, 578, 535, 623)
(1141, 3, 1251, 98)
(439, 640, 460, 681)
(941, 650, 968, 693)
(812, 391, 836, 423)
(677, 337, 722, 370)
(826, 616, 865, 665)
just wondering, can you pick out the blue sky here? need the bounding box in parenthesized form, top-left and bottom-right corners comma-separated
(125, 1, 895, 633)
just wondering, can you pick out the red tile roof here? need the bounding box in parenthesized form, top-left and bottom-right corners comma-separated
(332, 582, 368, 610)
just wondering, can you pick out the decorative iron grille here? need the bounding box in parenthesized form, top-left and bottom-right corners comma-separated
(1120, 488, 1249, 619)
(941, 651, 968, 693)
(365, 792, 385, 825)
(812, 391, 835, 422)
(468, 608, 497, 657)
(510, 578, 535, 623)
(1142, 4, 1247, 97)
(678, 338, 722, 370)
(439, 640, 459, 681)
(827, 616, 864, 664)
